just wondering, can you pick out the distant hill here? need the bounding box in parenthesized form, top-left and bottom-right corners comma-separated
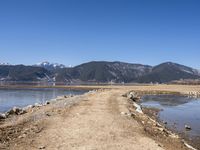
(0, 65, 52, 81)
(0, 61, 199, 83)
(63, 61, 152, 82)
(138, 62, 200, 83)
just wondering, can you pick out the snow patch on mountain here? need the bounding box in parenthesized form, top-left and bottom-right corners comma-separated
(180, 68, 200, 76)
(34, 61, 66, 70)
(0, 62, 11, 66)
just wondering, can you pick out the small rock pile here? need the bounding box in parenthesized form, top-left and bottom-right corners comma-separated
(0, 100, 53, 120)
(0, 94, 76, 121)
(125, 91, 140, 101)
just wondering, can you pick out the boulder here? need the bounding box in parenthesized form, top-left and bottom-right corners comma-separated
(185, 125, 191, 130)
(45, 101, 50, 105)
(7, 107, 20, 115)
(128, 92, 140, 101)
(18, 109, 27, 115)
(0, 113, 6, 120)
(13, 107, 22, 114)
(6, 107, 27, 115)
(133, 102, 143, 114)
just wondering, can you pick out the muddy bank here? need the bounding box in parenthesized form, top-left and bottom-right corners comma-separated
(142, 106, 200, 150)
(142, 103, 200, 149)
(125, 91, 198, 150)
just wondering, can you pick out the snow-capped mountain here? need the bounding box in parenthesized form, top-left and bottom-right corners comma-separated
(0, 62, 11, 66)
(34, 61, 66, 71)
(0, 61, 199, 83)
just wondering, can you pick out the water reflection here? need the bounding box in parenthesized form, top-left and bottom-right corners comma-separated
(0, 88, 86, 113)
(141, 95, 191, 107)
(141, 95, 200, 140)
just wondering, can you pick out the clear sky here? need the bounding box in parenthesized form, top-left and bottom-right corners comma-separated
(0, 0, 200, 68)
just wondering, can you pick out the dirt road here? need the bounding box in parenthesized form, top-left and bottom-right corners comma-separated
(5, 89, 164, 150)
(2, 85, 199, 150)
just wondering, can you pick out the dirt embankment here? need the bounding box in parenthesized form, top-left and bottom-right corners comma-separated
(1, 85, 200, 150)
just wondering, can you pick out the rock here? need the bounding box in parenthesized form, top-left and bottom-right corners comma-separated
(45, 101, 50, 105)
(39, 146, 45, 149)
(136, 107, 143, 114)
(131, 113, 136, 118)
(18, 134, 26, 139)
(156, 123, 162, 127)
(18, 109, 27, 115)
(46, 113, 51, 116)
(128, 92, 140, 101)
(69, 94, 74, 97)
(120, 112, 126, 115)
(0, 113, 6, 119)
(122, 94, 127, 97)
(185, 125, 192, 130)
(34, 103, 42, 107)
(163, 121, 167, 124)
(6, 107, 26, 115)
(158, 127, 164, 132)
(126, 113, 131, 116)
(8, 107, 20, 114)
(169, 134, 179, 138)
(133, 102, 143, 114)
(127, 92, 135, 99)
(13, 107, 21, 112)
(183, 140, 197, 150)
(23, 105, 34, 110)
(120, 112, 131, 117)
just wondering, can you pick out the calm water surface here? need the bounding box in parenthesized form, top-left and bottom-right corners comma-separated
(0, 88, 86, 113)
(141, 95, 200, 141)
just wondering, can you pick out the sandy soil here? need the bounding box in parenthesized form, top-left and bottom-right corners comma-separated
(1, 85, 200, 150)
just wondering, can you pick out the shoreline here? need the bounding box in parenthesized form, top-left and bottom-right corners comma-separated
(125, 91, 199, 150)
(143, 106, 200, 150)
(0, 87, 89, 115)
(0, 85, 200, 149)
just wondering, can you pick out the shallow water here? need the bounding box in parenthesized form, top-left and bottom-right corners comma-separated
(0, 88, 86, 113)
(141, 95, 200, 141)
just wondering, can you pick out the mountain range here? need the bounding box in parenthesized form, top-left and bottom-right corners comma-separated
(0, 61, 199, 83)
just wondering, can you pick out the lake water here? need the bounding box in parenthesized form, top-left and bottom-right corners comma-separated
(141, 95, 200, 147)
(0, 88, 86, 113)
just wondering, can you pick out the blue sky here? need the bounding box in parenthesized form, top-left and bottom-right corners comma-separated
(0, 0, 200, 68)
